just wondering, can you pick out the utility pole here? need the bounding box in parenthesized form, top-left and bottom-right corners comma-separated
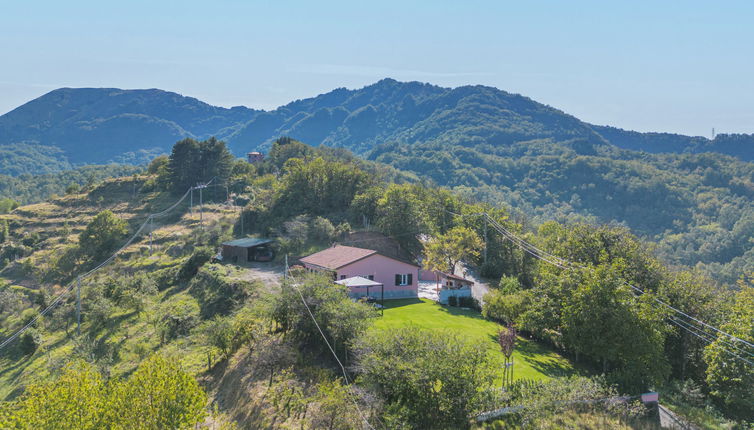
(76, 276, 81, 336)
(483, 214, 488, 265)
(240, 208, 244, 236)
(149, 216, 153, 254)
(193, 182, 208, 229)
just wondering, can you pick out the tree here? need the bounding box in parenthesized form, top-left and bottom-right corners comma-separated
(0, 356, 207, 429)
(270, 273, 375, 360)
(272, 157, 370, 219)
(498, 326, 517, 387)
(0, 198, 19, 214)
(703, 282, 754, 420)
(560, 264, 669, 391)
(268, 136, 315, 169)
(167, 137, 234, 194)
(0, 362, 107, 429)
(354, 327, 495, 429)
(307, 379, 365, 430)
(78, 210, 128, 259)
(375, 184, 427, 256)
(423, 226, 483, 275)
(108, 355, 207, 429)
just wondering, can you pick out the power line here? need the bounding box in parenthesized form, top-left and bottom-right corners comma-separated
(284, 264, 377, 430)
(623, 281, 754, 350)
(442, 208, 754, 366)
(668, 317, 754, 366)
(0, 181, 208, 351)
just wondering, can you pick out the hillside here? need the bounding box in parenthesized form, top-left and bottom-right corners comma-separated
(0, 139, 749, 428)
(2, 80, 752, 176)
(0, 88, 259, 166)
(370, 139, 754, 284)
(2, 80, 753, 284)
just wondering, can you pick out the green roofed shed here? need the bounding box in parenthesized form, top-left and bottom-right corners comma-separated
(221, 238, 275, 263)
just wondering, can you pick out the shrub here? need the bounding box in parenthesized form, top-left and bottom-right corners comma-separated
(160, 295, 201, 341)
(354, 327, 496, 429)
(19, 328, 41, 355)
(448, 295, 458, 306)
(189, 264, 254, 318)
(482, 289, 531, 325)
(176, 247, 213, 284)
(458, 296, 479, 309)
(78, 211, 128, 259)
(309, 216, 336, 242)
(154, 265, 180, 291)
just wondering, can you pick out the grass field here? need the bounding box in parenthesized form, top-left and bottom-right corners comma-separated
(371, 298, 579, 382)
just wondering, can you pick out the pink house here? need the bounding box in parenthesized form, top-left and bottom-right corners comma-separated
(299, 245, 419, 299)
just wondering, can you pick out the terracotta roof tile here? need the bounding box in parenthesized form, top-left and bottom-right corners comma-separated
(300, 245, 377, 270)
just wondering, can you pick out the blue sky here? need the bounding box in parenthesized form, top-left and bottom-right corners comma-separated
(2, 0, 752, 136)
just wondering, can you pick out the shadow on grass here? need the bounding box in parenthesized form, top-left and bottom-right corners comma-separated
(511, 336, 580, 378)
(381, 298, 423, 309)
(436, 304, 487, 320)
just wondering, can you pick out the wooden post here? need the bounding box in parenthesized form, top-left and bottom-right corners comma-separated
(483, 215, 488, 265)
(149, 217, 153, 254)
(199, 186, 203, 229)
(76, 276, 81, 336)
(381, 285, 384, 316)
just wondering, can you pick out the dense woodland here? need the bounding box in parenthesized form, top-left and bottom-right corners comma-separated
(0, 164, 142, 206)
(369, 138, 754, 286)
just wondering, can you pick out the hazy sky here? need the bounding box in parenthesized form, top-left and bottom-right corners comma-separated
(2, 0, 753, 137)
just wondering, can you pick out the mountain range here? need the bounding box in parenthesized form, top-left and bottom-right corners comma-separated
(1, 78, 752, 175)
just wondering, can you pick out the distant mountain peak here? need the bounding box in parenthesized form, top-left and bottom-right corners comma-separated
(0, 80, 751, 176)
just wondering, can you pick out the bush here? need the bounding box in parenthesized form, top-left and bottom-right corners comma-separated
(354, 327, 496, 429)
(189, 264, 254, 318)
(160, 295, 201, 341)
(154, 265, 180, 291)
(309, 216, 336, 242)
(176, 247, 213, 284)
(458, 296, 479, 309)
(78, 211, 128, 259)
(19, 328, 41, 355)
(482, 289, 531, 325)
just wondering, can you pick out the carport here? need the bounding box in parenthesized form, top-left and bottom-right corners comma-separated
(221, 238, 275, 263)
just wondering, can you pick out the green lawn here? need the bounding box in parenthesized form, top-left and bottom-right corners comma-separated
(371, 298, 579, 382)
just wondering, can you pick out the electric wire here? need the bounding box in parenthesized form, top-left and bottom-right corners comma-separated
(442, 207, 754, 366)
(0, 181, 208, 351)
(284, 266, 377, 430)
(668, 317, 754, 366)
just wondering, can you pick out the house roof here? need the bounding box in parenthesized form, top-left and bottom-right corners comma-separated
(222, 238, 274, 248)
(300, 245, 377, 270)
(443, 272, 474, 284)
(335, 276, 383, 288)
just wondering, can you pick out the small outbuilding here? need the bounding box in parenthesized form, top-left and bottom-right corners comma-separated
(221, 238, 275, 263)
(247, 152, 264, 163)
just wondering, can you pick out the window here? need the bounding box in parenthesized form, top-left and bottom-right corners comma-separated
(365, 275, 374, 280)
(395, 273, 413, 286)
(340, 275, 346, 280)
